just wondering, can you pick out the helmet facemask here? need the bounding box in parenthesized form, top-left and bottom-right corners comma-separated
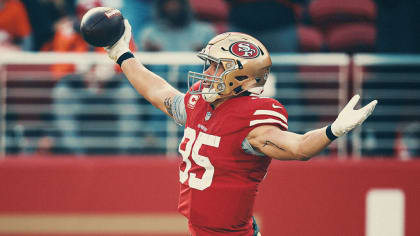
(188, 53, 236, 103)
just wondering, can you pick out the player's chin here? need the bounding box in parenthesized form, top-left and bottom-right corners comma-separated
(202, 93, 219, 103)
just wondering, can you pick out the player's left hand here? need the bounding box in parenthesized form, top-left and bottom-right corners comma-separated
(331, 94, 377, 137)
(105, 19, 132, 62)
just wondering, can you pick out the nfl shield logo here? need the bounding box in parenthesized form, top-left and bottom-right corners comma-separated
(205, 111, 212, 121)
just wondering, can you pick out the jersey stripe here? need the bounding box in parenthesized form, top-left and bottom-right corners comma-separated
(253, 110, 288, 124)
(250, 118, 288, 129)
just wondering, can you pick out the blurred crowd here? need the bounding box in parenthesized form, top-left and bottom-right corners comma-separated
(2, 0, 420, 157)
(1, 0, 420, 54)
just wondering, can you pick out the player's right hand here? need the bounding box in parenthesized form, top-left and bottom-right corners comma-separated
(105, 19, 132, 62)
(331, 94, 377, 137)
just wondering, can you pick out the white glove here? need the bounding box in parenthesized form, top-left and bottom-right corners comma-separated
(331, 94, 377, 137)
(105, 19, 132, 62)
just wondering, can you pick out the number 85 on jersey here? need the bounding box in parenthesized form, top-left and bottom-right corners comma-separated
(178, 127, 221, 191)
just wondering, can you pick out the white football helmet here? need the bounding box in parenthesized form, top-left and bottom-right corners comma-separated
(188, 32, 272, 103)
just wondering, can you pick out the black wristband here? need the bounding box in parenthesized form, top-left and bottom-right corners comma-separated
(117, 52, 134, 67)
(326, 125, 338, 141)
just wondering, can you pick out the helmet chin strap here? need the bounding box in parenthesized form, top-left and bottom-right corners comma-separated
(201, 87, 220, 103)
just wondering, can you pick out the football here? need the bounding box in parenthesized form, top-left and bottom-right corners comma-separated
(80, 7, 125, 47)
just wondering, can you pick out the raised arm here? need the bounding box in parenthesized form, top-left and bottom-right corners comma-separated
(106, 20, 182, 117)
(247, 95, 377, 160)
(119, 58, 182, 116)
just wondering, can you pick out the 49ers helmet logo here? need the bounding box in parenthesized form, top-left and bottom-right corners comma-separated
(229, 41, 260, 59)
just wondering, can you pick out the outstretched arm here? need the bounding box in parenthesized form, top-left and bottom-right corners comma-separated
(247, 95, 377, 160)
(247, 126, 331, 161)
(106, 20, 182, 117)
(120, 58, 182, 116)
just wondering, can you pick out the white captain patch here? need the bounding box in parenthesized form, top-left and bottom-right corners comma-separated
(187, 95, 199, 109)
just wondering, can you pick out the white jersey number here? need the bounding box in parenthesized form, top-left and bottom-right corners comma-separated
(178, 127, 220, 190)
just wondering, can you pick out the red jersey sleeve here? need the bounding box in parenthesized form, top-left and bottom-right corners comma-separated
(248, 97, 288, 131)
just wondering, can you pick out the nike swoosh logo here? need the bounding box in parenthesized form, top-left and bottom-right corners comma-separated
(272, 104, 282, 109)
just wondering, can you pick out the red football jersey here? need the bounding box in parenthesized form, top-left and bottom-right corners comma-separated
(178, 91, 288, 236)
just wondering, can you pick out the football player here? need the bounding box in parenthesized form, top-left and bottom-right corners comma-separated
(104, 20, 377, 236)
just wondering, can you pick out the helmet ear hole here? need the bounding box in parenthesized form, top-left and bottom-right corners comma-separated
(235, 76, 248, 81)
(229, 82, 233, 86)
(233, 86, 243, 94)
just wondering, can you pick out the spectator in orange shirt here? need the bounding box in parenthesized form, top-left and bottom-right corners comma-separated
(41, 16, 94, 79)
(42, 12, 136, 79)
(0, 0, 32, 50)
(43, 16, 89, 53)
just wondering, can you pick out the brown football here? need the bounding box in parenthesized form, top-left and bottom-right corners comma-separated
(80, 7, 125, 47)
